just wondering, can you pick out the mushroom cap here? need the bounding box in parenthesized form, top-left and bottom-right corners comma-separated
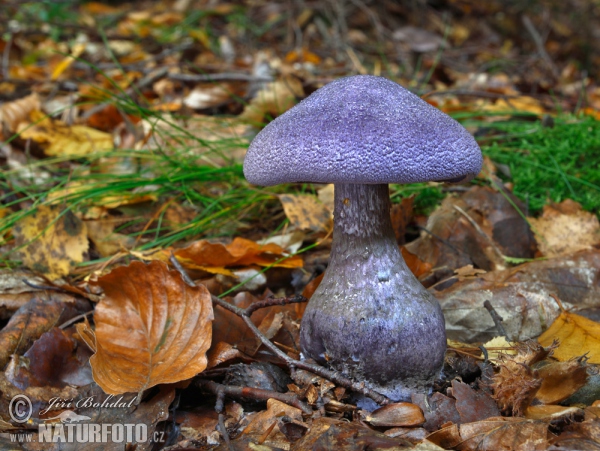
(244, 75, 483, 186)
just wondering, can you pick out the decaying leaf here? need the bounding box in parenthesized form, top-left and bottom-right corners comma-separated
(18, 110, 114, 157)
(278, 193, 332, 233)
(0, 295, 90, 369)
(240, 76, 304, 124)
(529, 200, 600, 257)
(86, 218, 136, 257)
(12, 205, 88, 280)
(538, 310, 600, 364)
(171, 237, 303, 275)
(434, 249, 600, 342)
(0, 93, 40, 134)
(91, 260, 214, 394)
(451, 379, 501, 422)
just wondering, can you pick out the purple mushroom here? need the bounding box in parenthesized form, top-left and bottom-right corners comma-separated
(244, 75, 482, 402)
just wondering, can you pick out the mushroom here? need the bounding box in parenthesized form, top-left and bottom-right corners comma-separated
(243, 75, 482, 402)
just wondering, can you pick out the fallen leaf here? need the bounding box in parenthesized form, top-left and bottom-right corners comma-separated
(0, 93, 40, 134)
(173, 237, 303, 274)
(0, 295, 91, 368)
(12, 205, 88, 280)
(278, 194, 332, 232)
(434, 249, 600, 343)
(361, 402, 425, 427)
(240, 76, 304, 124)
(91, 260, 214, 394)
(529, 199, 600, 257)
(451, 379, 501, 423)
(458, 417, 550, 451)
(535, 359, 588, 404)
(538, 310, 600, 364)
(18, 110, 113, 157)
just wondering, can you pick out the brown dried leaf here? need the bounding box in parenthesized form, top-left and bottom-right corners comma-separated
(457, 417, 550, 451)
(361, 402, 425, 427)
(0, 93, 40, 134)
(535, 359, 588, 404)
(240, 76, 304, 124)
(434, 249, 600, 343)
(451, 380, 501, 422)
(538, 311, 600, 364)
(525, 405, 582, 420)
(529, 200, 600, 257)
(12, 205, 88, 280)
(91, 261, 214, 394)
(0, 295, 90, 369)
(278, 194, 332, 233)
(173, 237, 303, 274)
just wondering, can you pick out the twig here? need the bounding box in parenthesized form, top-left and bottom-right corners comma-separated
(168, 254, 390, 405)
(452, 204, 506, 267)
(483, 300, 509, 339)
(245, 295, 306, 316)
(81, 67, 169, 120)
(521, 15, 560, 80)
(213, 390, 233, 451)
(168, 73, 273, 83)
(59, 311, 94, 330)
(198, 380, 312, 415)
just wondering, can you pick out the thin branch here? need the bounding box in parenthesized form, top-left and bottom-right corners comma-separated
(168, 73, 273, 83)
(169, 254, 390, 405)
(198, 380, 312, 415)
(483, 300, 509, 339)
(522, 15, 560, 79)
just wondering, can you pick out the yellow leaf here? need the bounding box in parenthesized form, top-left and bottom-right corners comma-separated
(51, 42, 86, 80)
(278, 194, 332, 233)
(18, 111, 113, 157)
(12, 205, 88, 280)
(538, 311, 600, 364)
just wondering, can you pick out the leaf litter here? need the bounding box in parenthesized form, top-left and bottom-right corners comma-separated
(1, 1, 600, 450)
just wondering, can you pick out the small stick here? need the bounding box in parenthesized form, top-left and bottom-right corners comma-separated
(169, 254, 390, 405)
(483, 300, 509, 339)
(522, 15, 560, 80)
(245, 295, 307, 316)
(197, 380, 312, 415)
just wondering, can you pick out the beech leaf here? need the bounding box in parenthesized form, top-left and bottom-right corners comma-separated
(91, 261, 214, 394)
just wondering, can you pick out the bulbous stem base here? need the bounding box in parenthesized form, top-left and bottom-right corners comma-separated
(300, 183, 446, 402)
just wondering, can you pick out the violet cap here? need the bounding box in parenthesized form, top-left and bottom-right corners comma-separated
(244, 75, 482, 186)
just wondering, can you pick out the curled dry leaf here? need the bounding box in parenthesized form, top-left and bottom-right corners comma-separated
(535, 359, 588, 404)
(434, 249, 600, 343)
(91, 260, 213, 394)
(12, 205, 88, 281)
(0, 93, 40, 134)
(361, 402, 425, 427)
(172, 237, 303, 275)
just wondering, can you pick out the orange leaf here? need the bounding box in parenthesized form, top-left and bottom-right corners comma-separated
(91, 261, 214, 394)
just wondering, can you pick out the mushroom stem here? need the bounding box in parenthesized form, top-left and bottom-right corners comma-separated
(300, 183, 446, 402)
